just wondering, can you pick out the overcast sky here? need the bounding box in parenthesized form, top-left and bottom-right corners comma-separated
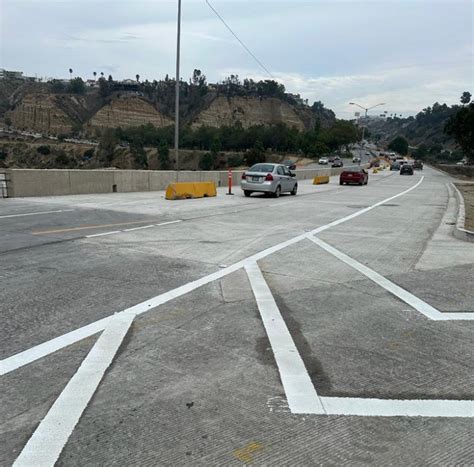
(1, 0, 472, 118)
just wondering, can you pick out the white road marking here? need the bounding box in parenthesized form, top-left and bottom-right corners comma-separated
(1, 317, 113, 375)
(308, 236, 474, 321)
(1, 177, 426, 375)
(13, 312, 135, 467)
(86, 230, 121, 238)
(320, 397, 474, 417)
(0, 209, 74, 219)
(245, 262, 325, 414)
(85, 220, 182, 238)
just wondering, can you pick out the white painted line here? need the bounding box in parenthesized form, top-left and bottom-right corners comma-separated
(85, 230, 121, 238)
(245, 261, 325, 414)
(1, 177, 426, 375)
(1, 317, 112, 375)
(320, 397, 474, 417)
(0, 209, 74, 219)
(308, 236, 474, 321)
(13, 312, 135, 467)
(123, 225, 155, 232)
(86, 220, 182, 237)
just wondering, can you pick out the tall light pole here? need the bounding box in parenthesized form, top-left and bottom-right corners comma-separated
(174, 0, 182, 176)
(349, 102, 385, 144)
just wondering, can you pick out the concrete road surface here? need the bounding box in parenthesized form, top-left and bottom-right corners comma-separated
(1, 167, 473, 465)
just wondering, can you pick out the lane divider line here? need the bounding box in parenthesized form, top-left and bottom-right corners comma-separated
(1, 177, 425, 376)
(0, 209, 74, 219)
(245, 261, 325, 414)
(85, 220, 183, 238)
(12, 312, 135, 467)
(308, 236, 474, 321)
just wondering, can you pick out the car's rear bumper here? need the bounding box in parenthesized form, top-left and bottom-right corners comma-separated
(241, 180, 276, 192)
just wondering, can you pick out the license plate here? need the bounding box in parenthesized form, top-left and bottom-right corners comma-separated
(252, 176, 260, 181)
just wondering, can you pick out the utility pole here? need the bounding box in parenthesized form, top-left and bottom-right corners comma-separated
(174, 0, 182, 176)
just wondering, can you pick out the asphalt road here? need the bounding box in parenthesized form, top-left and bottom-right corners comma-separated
(1, 167, 473, 465)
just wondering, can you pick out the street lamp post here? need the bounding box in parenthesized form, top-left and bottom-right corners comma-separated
(174, 0, 182, 177)
(349, 102, 385, 144)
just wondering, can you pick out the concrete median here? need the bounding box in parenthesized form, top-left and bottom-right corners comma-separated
(165, 181, 217, 200)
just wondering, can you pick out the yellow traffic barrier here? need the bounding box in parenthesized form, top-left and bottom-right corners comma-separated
(373, 168, 380, 174)
(313, 175, 330, 185)
(165, 181, 217, 200)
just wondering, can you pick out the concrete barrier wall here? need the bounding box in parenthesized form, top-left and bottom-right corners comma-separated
(5, 164, 369, 197)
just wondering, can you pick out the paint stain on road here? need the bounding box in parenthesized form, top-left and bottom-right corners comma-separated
(233, 442, 264, 463)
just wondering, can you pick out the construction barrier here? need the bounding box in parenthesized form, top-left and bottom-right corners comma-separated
(313, 175, 330, 185)
(165, 181, 217, 200)
(373, 168, 380, 174)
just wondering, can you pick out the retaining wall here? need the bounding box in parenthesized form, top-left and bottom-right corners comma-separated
(4, 165, 368, 197)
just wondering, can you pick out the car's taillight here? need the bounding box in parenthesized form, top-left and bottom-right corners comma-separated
(265, 173, 274, 181)
(241, 172, 246, 180)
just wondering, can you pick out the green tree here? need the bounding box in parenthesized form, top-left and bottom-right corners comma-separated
(37, 145, 51, 155)
(413, 143, 428, 160)
(199, 152, 215, 170)
(445, 101, 474, 164)
(388, 136, 409, 155)
(68, 77, 86, 94)
(460, 91, 471, 105)
(4, 116, 12, 128)
(50, 79, 66, 93)
(98, 77, 111, 98)
(158, 142, 170, 169)
(98, 129, 118, 163)
(245, 140, 265, 166)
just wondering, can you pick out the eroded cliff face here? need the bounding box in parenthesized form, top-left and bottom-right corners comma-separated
(9, 94, 76, 135)
(191, 96, 307, 130)
(88, 95, 173, 129)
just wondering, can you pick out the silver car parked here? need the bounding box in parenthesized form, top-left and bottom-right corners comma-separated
(241, 163, 298, 198)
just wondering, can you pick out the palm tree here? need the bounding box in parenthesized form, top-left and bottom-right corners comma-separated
(93, 71, 97, 80)
(101, 72, 104, 78)
(69, 68, 73, 80)
(136, 74, 140, 83)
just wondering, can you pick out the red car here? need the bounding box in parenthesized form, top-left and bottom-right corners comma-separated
(340, 167, 368, 185)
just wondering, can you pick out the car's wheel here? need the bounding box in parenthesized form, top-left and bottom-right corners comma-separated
(244, 190, 252, 197)
(364, 179, 368, 185)
(291, 184, 297, 196)
(340, 180, 343, 185)
(274, 185, 281, 198)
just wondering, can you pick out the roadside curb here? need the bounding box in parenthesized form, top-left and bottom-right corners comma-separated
(451, 182, 474, 243)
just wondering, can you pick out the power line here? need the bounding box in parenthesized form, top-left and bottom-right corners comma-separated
(205, 0, 274, 79)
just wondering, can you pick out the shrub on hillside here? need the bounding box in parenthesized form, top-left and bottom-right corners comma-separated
(37, 145, 51, 155)
(199, 152, 215, 170)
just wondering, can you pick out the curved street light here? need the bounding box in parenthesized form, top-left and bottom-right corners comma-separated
(349, 102, 386, 143)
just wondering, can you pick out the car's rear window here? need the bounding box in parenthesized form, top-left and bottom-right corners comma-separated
(249, 164, 275, 172)
(345, 168, 362, 173)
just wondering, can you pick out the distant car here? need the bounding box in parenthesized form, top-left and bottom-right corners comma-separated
(340, 167, 368, 185)
(328, 156, 335, 163)
(332, 160, 344, 168)
(319, 157, 329, 165)
(241, 163, 297, 198)
(282, 160, 296, 170)
(352, 156, 361, 163)
(390, 162, 401, 171)
(400, 164, 414, 175)
(365, 152, 371, 156)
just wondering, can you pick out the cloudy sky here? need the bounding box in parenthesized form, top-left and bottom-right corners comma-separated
(1, 0, 472, 118)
